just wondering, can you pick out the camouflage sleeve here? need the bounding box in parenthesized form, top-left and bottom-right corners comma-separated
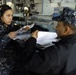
(0, 25, 11, 50)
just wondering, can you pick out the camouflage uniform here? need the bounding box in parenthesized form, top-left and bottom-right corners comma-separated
(0, 21, 21, 75)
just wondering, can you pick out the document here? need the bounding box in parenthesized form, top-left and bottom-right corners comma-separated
(14, 28, 58, 47)
(13, 23, 34, 40)
(37, 31, 58, 46)
(16, 23, 34, 34)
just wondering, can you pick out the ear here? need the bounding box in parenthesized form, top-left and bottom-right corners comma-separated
(64, 26, 71, 34)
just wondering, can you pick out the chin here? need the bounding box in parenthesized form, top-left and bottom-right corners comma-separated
(7, 23, 11, 25)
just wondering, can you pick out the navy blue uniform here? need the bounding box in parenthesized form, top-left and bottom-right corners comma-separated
(0, 21, 21, 75)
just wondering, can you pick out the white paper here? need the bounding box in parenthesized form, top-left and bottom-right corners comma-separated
(13, 23, 34, 40)
(16, 23, 34, 34)
(13, 34, 31, 40)
(37, 31, 58, 46)
(13, 31, 58, 47)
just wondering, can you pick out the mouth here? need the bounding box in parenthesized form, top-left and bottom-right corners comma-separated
(8, 21, 12, 24)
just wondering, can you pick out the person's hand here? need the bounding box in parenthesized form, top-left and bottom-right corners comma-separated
(8, 31, 17, 39)
(22, 25, 30, 31)
(31, 30, 39, 39)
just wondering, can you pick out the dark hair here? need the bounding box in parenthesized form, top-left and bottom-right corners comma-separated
(0, 4, 12, 17)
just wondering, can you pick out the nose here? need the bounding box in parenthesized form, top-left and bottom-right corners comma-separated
(9, 15, 13, 20)
(53, 25, 57, 29)
(55, 25, 58, 29)
(53, 21, 58, 29)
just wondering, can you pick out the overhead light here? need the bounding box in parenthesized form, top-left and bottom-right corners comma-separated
(6, 2, 12, 7)
(24, 6, 29, 11)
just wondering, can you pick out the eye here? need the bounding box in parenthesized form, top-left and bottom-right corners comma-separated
(7, 14, 10, 17)
(7, 14, 13, 17)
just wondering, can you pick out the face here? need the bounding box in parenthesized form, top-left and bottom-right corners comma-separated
(55, 21, 67, 38)
(1, 9, 13, 25)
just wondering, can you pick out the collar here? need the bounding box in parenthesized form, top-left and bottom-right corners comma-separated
(53, 34, 76, 45)
(58, 34, 76, 43)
